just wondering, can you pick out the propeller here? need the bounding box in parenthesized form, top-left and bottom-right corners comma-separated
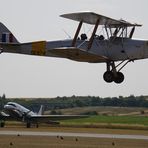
(22, 110, 31, 122)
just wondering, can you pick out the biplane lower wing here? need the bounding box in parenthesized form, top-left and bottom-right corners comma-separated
(49, 47, 109, 63)
(0, 42, 108, 63)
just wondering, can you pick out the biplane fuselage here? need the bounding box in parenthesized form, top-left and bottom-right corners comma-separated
(0, 12, 147, 84)
(45, 38, 148, 62)
(2, 38, 148, 62)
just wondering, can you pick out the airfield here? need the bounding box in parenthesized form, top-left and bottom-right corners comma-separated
(1, 124, 148, 148)
(1, 106, 148, 147)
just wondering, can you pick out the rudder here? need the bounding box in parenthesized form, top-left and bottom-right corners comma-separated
(0, 22, 19, 43)
(38, 105, 44, 115)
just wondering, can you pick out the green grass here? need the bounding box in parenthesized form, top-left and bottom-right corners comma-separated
(62, 115, 148, 126)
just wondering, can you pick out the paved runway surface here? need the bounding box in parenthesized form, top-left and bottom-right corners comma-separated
(1, 130, 148, 140)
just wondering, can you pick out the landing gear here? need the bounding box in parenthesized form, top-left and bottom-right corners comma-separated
(26, 122, 31, 128)
(0, 121, 5, 127)
(0, 48, 3, 54)
(103, 60, 131, 84)
(114, 72, 124, 84)
(103, 71, 124, 84)
(36, 123, 39, 128)
(103, 71, 114, 83)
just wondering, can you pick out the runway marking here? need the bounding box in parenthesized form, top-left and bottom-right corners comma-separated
(0, 130, 148, 140)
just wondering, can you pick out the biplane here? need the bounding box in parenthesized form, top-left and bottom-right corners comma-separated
(0, 12, 147, 84)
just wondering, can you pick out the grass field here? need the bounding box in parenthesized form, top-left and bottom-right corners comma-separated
(62, 115, 148, 125)
(46, 106, 148, 129)
(2, 114, 148, 130)
(60, 115, 148, 130)
(50, 106, 148, 116)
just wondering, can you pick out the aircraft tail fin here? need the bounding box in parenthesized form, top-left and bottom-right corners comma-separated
(38, 105, 44, 115)
(0, 22, 19, 44)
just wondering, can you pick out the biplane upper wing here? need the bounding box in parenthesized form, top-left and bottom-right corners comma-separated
(60, 12, 142, 27)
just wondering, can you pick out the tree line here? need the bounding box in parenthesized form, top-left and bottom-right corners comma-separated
(0, 94, 148, 111)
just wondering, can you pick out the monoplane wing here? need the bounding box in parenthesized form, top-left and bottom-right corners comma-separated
(29, 115, 88, 123)
(49, 47, 109, 63)
(61, 12, 142, 27)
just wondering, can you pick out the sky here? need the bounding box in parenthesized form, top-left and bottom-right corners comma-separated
(0, 0, 148, 98)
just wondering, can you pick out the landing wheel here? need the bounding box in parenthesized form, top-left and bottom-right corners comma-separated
(36, 124, 39, 128)
(114, 72, 124, 84)
(0, 48, 3, 54)
(26, 122, 31, 128)
(0, 121, 5, 127)
(103, 71, 114, 83)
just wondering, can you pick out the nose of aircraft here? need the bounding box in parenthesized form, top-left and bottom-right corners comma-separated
(4, 104, 9, 109)
(4, 104, 13, 110)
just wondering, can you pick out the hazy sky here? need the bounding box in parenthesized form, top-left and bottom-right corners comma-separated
(0, 0, 148, 98)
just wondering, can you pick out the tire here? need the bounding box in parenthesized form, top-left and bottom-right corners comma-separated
(26, 122, 31, 128)
(36, 124, 39, 128)
(0, 121, 5, 127)
(103, 71, 114, 83)
(114, 72, 124, 84)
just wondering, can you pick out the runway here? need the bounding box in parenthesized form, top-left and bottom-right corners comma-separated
(1, 130, 148, 140)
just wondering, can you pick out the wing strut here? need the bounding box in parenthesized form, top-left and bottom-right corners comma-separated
(129, 27, 135, 39)
(72, 21, 83, 47)
(88, 19, 100, 50)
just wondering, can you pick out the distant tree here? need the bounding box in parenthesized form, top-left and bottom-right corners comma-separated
(5, 95, 148, 110)
(140, 110, 145, 114)
(75, 100, 83, 107)
(50, 110, 62, 115)
(0, 94, 6, 110)
(2, 94, 6, 100)
(50, 110, 57, 115)
(0, 96, 2, 110)
(83, 111, 98, 115)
